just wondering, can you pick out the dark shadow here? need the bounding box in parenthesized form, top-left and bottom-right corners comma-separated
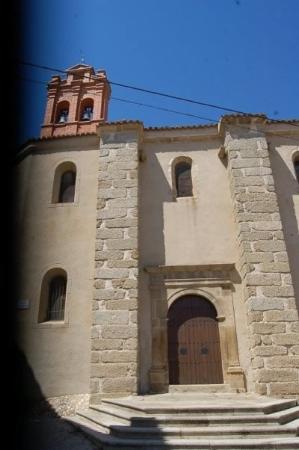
(12, 345, 99, 450)
(68, 413, 171, 449)
(111, 416, 171, 447)
(269, 141, 299, 309)
(138, 151, 172, 393)
(12, 345, 60, 450)
(139, 151, 172, 267)
(139, 139, 223, 267)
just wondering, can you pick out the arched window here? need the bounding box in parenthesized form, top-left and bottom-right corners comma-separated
(294, 157, 299, 183)
(38, 269, 67, 322)
(175, 160, 193, 197)
(56, 101, 70, 123)
(58, 170, 76, 203)
(80, 98, 94, 121)
(47, 276, 66, 321)
(52, 162, 77, 204)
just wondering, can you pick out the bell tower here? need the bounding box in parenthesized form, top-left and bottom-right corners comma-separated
(40, 64, 111, 138)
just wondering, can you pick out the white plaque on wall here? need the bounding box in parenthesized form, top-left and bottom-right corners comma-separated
(17, 299, 30, 309)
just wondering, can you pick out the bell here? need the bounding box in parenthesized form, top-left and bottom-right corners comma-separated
(58, 109, 68, 123)
(82, 111, 91, 121)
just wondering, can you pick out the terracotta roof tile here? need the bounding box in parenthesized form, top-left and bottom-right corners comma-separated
(145, 123, 216, 131)
(267, 118, 299, 124)
(18, 115, 299, 153)
(20, 131, 97, 147)
(102, 120, 143, 125)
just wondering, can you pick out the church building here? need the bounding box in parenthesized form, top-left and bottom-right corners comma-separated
(14, 64, 299, 421)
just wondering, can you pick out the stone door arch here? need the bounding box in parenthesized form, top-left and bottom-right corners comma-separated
(146, 265, 246, 393)
(167, 295, 223, 384)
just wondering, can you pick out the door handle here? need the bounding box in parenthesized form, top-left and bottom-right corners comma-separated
(201, 346, 209, 355)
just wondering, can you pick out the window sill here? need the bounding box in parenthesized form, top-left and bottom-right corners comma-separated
(175, 196, 197, 201)
(54, 122, 69, 127)
(33, 320, 69, 329)
(49, 201, 78, 208)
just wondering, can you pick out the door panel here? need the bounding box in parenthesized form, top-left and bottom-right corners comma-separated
(168, 295, 223, 384)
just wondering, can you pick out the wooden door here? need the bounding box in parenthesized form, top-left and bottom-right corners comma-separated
(167, 295, 223, 384)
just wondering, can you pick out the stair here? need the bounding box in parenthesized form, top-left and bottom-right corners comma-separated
(66, 393, 299, 449)
(168, 384, 237, 393)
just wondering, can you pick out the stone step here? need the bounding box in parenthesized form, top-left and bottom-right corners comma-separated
(88, 403, 299, 427)
(66, 417, 299, 449)
(109, 420, 299, 440)
(75, 408, 299, 442)
(101, 397, 297, 416)
(168, 384, 237, 394)
(78, 408, 115, 433)
(68, 394, 299, 449)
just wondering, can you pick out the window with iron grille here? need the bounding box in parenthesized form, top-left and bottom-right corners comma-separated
(47, 276, 66, 321)
(175, 161, 193, 197)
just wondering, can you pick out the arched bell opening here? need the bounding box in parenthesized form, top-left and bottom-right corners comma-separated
(55, 101, 70, 124)
(79, 98, 94, 121)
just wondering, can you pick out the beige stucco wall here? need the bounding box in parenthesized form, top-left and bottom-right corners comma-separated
(138, 130, 250, 392)
(140, 134, 238, 266)
(14, 136, 99, 399)
(268, 136, 299, 309)
(14, 121, 298, 401)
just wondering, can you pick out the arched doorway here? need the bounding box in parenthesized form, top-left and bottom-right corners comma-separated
(167, 295, 223, 384)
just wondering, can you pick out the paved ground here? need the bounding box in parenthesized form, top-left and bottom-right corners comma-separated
(15, 417, 101, 450)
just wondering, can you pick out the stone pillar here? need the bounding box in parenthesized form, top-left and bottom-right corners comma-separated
(222, 115, 299, 398)
(67, 90, 79, 123)
(148, 273, 169, 393)
(90, 123, 142, 404)
(43, 92, 56, 125)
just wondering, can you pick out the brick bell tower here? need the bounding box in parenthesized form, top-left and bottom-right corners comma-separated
(40, 64, 111, 138)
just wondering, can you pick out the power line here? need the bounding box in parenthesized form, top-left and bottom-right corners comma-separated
(109, 81, 245, 115)
(16, 74, 299, 145)
(17, 76, 218, 123)
(16, 60, 249, 115)
(17, 59, 299, 129)
(108, 97, 217, 123)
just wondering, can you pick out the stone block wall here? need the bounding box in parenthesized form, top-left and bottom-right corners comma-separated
(90, 125, 141, 403)
(224, 117, 299, 397)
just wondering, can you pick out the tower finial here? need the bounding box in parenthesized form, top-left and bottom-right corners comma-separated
(80, 49, 85, 64)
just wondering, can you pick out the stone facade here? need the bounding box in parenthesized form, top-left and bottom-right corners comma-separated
(90, 124, 141, 403)
(221, 115, 299, 397)
(13, 66, 299, 415)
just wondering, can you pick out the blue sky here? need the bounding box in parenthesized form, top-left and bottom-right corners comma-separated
(18, 0, 299, 144)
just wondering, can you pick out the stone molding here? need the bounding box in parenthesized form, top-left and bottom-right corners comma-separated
(145, 264, 245, 393)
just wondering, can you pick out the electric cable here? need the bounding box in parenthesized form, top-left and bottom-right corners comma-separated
(17, 59, 299, 128)
(16, 74, 299, 145)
